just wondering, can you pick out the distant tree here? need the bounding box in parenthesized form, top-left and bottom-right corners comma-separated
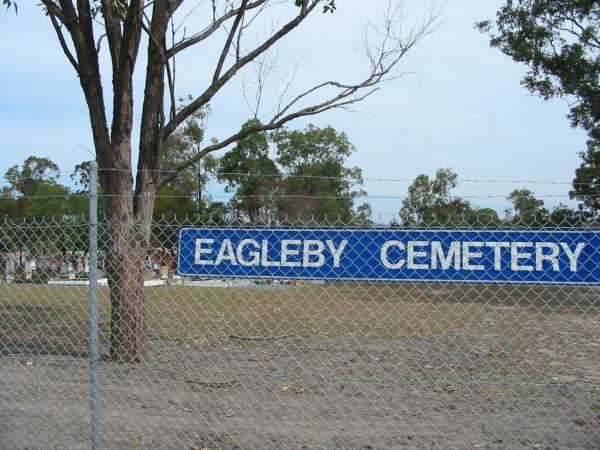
(549, 203, 588, 227)
(273, 124, 365, 223)
(69, 161, 106, 218)
(5, 156, 60, 196)
(3, 156, 79, 220)
(468, 207, 501, 226)
(354, 202, 373, 226)
(196, 201, 231, 225)
(70, 161, 92, 192)
(571, 144, 600, 213)
(160, 103, 218, 217)
(218, 119, 280, 223)
(152, 186, 196, 221)
(400, 169, 458, 227)
(478, 1, 600, 212)
(399, 168, 500, 227)
(8, 0, 437, 362)
(506, 188, 549, 225)
(24, 183, 70, 219)
(0, 187, 19, 220)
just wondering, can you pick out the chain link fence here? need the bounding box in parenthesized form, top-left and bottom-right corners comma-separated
(1, 211, 599, 448)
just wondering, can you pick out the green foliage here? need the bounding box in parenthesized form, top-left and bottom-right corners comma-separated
(0, 156, 101, 222)
(218, 119, 281, 222)
(478, 1, 600, 132)
(478, 1, 600, 212)
(506, 188, 549, 225)
(216, 122, 369, 224)
(70, 161, 93, 192)
(153, 186, 196, 221)
(549, 203, 588, 227)
(196, 200, 230, 225)
(399, 168, 500, 227)
(24, 183, 70, 219)
(5, 156, 60, 196)
(272, 124, 366, 223)
(505, 189, 585, 226)
(472, 208, 502, 226)
(354, 202, 373, 226)
(69, 161, 106, 218)
(160, 103, 217, 217)
(570, 139, 600, 213)
(0, 187, 20, 220)
(3, 156, 69, 220)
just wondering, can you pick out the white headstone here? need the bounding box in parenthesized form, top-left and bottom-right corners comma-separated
(5, 254, 15, 282)
(24, 259, 33, 281)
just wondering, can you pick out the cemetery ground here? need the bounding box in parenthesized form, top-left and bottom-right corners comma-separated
(0, 282, 599, 448)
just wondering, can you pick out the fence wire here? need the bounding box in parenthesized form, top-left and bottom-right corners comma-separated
(0, 214, 599, 449)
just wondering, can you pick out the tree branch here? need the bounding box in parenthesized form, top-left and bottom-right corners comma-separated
(40, 0, 64, 20)
(110, 0, 145, 143)
(47, 8, 80, 74)
(166, 0, 269, 57)
(101, 0, 123, 70)
(163, 0, 319, 138)
(213, 0, 249, 83)
(157, 87, 375, 189)
(158, 0, 440, 188)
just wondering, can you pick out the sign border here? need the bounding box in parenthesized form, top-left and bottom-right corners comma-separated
(176, 226, 600, 285)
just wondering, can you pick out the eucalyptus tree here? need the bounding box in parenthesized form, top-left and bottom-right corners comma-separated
(10, 0, 439, 361)
(478, 1, 600, 212)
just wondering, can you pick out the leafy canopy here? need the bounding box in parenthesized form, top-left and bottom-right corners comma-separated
(218, 119, 280, 222)
(5, 156, 60, 196)
(272, 124, 365, 223)
(478, 1, 600, 213)
(399, 168, 500, 227)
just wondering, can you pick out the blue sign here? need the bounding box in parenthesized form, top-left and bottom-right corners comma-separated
(177, 227, 600, 285)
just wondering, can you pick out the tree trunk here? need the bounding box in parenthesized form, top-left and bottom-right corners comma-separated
(106, 221, 147, 362)
(102, 0, 167, 363)
(99, 145, 151, 363)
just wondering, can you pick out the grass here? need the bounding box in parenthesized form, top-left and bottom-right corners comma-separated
(0, 281, 598, 381)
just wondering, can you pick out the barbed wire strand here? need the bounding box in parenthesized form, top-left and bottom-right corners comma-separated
(96, 168, 594, 186)
(0, 193, 598, 200)
(1, 169, 598, 186)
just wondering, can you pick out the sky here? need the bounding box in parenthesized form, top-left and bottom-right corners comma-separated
(0, 0, 589, 223)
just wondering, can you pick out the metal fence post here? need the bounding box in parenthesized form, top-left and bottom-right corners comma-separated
(88, 161, 101, 450)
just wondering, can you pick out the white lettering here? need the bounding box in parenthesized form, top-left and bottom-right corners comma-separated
(462, 242, 484, 271)
(260, 240, 280, 267)
(236, 239, 260, 266)
(281, 239, 302, 267)
(535, 242, 560, 271)
(407, 241, 429, 270)
(215, 239, 238, 265)
(195, 238, 214, 265)
(303, 240, 325, 268)
(326, 240, 347, 268)
(380, 240, 405, 270)
(431, 241, 461, 270)
(560, 242, 586, 272)
(486, 242, 510, 270)
(511, 242, 534, 272)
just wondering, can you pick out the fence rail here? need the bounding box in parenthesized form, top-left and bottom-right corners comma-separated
(0, 201, 599, 447)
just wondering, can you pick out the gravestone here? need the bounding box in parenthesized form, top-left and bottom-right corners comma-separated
(24, 258, 33, 281)
(5, 253, 15, 283)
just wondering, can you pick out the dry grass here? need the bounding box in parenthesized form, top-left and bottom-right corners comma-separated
(1, 282, 598, 383)
(1, 282, 599, 448)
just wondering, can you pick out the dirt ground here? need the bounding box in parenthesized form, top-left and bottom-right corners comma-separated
(1, 283, 599, 449)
